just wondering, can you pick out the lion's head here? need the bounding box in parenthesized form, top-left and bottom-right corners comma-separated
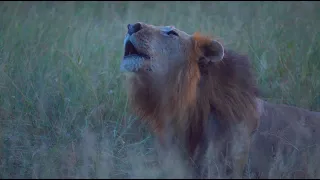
(120, 23, 224, 74)
(120, 22, 259, 151)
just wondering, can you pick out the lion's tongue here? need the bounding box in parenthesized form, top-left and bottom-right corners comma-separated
(120, 55, 145, 72)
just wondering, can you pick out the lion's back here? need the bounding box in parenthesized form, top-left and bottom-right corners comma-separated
(247, 100, 320, 178)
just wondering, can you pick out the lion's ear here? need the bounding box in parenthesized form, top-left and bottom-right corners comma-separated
(200, 40, 225, 63)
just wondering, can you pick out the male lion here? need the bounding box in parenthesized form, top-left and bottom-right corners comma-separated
(119, 22, 320, 178)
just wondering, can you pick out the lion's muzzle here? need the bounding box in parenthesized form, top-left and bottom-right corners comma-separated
(120, 23, 151, 72)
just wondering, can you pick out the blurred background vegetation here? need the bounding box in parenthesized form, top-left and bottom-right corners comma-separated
(0, 1, 319, 178)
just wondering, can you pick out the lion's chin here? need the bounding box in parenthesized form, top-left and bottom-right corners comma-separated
(120, 55, 152, 73)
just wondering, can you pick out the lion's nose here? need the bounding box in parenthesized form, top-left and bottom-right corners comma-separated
(127, 23, 142, 35)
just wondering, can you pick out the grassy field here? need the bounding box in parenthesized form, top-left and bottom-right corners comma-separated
(0, 1, 320, 178)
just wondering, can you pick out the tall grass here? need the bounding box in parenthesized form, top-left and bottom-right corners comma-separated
(0, 1, 319, 178)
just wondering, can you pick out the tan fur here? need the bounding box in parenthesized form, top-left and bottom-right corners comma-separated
(121, 22, 259, 178)
(246, 99, 320, 179)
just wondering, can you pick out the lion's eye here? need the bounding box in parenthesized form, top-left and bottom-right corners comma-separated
(166, 30, 179, 37)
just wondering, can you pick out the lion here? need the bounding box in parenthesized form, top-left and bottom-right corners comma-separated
(119, 22, 259, 178)
(119, 22, 320, 178)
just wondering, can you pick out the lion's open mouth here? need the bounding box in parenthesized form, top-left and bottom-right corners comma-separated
(120, 40, 151, 72)
(123, 41, 149, 59)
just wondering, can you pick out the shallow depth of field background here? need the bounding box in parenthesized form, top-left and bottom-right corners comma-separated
(0, 1, 320, 178)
